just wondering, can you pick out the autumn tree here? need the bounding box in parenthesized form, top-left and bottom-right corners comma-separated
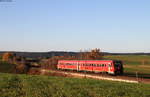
(78, 48, 103, 60)
(2, 52, 15, 62)
(41, 49, 103, 70)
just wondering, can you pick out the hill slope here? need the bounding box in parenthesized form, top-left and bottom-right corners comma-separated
(0, 61, 15, 73)
(0, 73, 150, 97)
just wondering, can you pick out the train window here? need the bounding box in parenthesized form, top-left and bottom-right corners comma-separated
(102, 64, 104, 67)
(67, 63, 73, 65)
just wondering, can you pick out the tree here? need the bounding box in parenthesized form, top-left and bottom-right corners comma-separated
(78, 48, 103, 60)
(2, 52, 14, 62)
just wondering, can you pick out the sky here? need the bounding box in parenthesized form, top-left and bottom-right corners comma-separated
(0, 0, 150, 53)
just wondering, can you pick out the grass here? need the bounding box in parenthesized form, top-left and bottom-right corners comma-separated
(0, 73, 150, 97)
(104, 55, 150, 78)
(104, 55, 150, 66)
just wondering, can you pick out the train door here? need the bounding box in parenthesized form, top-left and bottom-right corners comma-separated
(77, 61, 79, 71)
(108, 62, 114, 74)
(108, 63, 111, 73)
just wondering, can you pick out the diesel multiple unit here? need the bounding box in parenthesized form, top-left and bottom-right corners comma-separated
(57, 60, 123, 75)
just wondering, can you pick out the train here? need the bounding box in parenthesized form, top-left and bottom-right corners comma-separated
(57, 60, 123, 75)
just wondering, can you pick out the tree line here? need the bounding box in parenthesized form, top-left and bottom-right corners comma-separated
(0, 48, 103, 74)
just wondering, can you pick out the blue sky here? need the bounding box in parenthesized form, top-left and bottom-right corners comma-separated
(0, 0, 150, 52)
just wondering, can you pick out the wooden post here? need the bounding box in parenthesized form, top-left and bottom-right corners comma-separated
(142, 60, 145, 65)
(136, 72, 139, 82)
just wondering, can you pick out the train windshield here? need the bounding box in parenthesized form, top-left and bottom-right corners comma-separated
(114, 61, 122, 67)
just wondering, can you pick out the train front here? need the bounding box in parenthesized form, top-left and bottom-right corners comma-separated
(114, 60, 124, 75)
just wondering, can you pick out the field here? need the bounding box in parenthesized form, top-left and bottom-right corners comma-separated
(104, 55, 150, 78)
(0, 73, 150, 97)
(0, 55, 150, 78)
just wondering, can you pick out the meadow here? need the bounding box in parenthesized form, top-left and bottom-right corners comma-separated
(104, 55, 150, 78)
(0, 73, 150, 97)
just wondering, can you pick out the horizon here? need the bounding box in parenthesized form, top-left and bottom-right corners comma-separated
(0, 0, 150, 53)
(0, 50, 150, 54)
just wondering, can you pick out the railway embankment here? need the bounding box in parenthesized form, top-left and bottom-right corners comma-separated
(39, 69, 150, 84)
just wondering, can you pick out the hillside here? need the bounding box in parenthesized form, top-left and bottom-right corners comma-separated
(104, 55, 150, 79)
(0, 61, 15, 73)
(0, 73, 150, 97)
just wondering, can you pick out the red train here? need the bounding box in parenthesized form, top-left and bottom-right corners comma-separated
(57, 60, 123, 75)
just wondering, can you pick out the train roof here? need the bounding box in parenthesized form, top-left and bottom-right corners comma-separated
(58, 60, 121, 62)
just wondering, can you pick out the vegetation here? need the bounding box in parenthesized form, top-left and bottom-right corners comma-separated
(41, 48, 103, 69)
(104, 55, 150, 66)
(104, 55, 150, 78)
(0, 52, 33, 74)
(2, 52, 14, 62)
(0, 51, 150, 79)
(0, 73, 150, 97)
(0, 61, 15, 73)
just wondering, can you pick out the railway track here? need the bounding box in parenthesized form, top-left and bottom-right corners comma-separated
(40, 69, 150, 84)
